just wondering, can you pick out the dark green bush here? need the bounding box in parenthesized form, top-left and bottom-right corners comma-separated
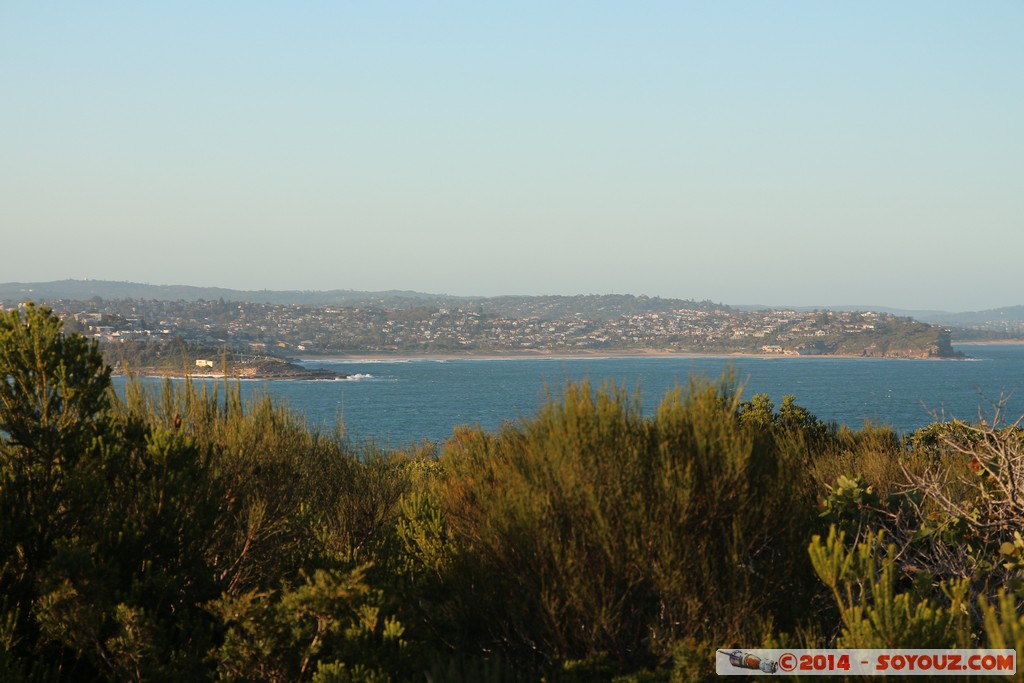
(398, 378, 822, 674)
(7, 302, 1024, 681)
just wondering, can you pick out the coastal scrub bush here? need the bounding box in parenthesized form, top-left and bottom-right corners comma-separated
(808, 405, 1024, 670)
(13, 301, 1024, 680)
(0, 303, 116, 677)
(208, 564, 409, 683)
(810, 522, 1024, 676)
(29, 424, 224, 680)
(809, 526, 973, 649)
(117, 377, 414, 596)
(830, 415, 1024, 589)
(403, 377, 823, 675)
(0, 305, 224, 679)
(0, 305, 418, 679)
(0, 302, 112, 456)
(901, 415, 1024, 602)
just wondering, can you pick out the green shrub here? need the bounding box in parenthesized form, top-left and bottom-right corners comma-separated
(809, 526, 972, 648)
(0, 305, 224, 679)
(15, 301, 1024, 680)
(209, 565, 407, 682)
(401, 377, 822, 670)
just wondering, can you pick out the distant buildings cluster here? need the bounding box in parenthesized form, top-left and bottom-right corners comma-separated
(11, 297, 939, 357)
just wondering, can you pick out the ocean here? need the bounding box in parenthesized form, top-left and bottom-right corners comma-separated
(115, 344, 1024, 447)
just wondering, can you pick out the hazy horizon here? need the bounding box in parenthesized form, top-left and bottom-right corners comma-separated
(2, 276, 1013, 316)
(3, 2, 1021, 311)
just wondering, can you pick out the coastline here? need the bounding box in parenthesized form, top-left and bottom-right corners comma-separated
(112, 367, 346, 381)
(296, 348, 960, 363)
(111, 347, 973, 380)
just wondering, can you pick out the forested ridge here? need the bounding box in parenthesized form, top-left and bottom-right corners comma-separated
(2, 304, 1023, 681)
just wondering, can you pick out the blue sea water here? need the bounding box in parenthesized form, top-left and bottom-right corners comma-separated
(115, 344, 1024, 447)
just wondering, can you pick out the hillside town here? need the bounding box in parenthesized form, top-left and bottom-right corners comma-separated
(11, 296, 959, 360)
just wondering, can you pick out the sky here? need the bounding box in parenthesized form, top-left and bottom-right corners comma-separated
(1, 2, 1021, 312)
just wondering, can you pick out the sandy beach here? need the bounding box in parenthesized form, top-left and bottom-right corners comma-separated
(952, 340, 1024, 346)
(295, 348, 954, 363)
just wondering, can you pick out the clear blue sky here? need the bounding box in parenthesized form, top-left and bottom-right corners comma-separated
(2, 2, 1021, 311)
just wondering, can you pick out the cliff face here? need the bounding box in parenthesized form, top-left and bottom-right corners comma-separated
(828, 326, 965, 359)
(857, 347, 956, 359)
(929, 331, 965, 358)
(849, 343, 964, 359)
(228, 358, 346, 379)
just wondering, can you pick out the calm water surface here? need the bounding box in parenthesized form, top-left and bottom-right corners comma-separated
(115, 344, 1024, 447)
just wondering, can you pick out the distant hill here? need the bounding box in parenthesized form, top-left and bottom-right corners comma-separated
(736, 304, 952, 319)
(4, 280, 1020, 329)
(717, 303, 1024, 337)
(0, 279, 461, 308)
(0, 280, 726, 320)
(918, 306, 1024, 327)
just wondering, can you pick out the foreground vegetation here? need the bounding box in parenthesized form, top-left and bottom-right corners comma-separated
(2, 304, 1023, 681)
